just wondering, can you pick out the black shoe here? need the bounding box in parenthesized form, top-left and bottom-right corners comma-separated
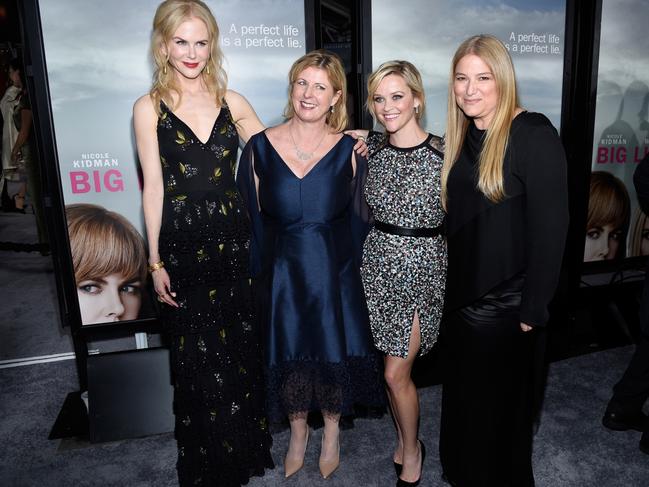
(602, 410, 648, 432)
(396, 440, 425, 487)
(640, 432, 649, 455)
(393, 461, 402, 476)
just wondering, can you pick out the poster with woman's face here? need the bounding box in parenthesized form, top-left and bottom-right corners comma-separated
(583, 171, 630, 262)
(37, 0, 307, 325)
(587, 0, 649, 262)
(65, 203, 149, 325)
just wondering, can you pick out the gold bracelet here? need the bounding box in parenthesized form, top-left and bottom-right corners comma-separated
(148, 261, 165, 273)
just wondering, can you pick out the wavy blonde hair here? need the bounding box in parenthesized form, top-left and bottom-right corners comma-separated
(150, 0, 227, 115)
(441, 35, 520, 207)
(283, 49, 348, 133)
(366, 60, 426, 124)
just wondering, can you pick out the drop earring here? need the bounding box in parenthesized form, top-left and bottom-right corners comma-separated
(206, 64, 211, 75)
(329, 105, 335, 114)
(163, 64, 167, 75)
(414, 105, 419, 114)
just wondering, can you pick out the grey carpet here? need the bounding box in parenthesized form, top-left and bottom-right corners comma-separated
(1, 209, 648, 486)
(0, 346, 648, 486)
(534, 348, 649, 485)
(0, 211, 72, 360)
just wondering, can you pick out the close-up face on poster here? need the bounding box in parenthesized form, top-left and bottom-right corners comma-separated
(371, 0, 566, 134)
(37, 0, 307, 325)
(587, 0, 649, 263)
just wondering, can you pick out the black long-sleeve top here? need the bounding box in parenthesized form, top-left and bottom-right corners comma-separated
(445, 111, 569, 327)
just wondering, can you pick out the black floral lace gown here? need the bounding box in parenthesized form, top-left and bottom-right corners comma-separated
(157, 101, 273, 486)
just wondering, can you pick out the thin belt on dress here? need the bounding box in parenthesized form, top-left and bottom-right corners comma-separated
(374, 220, 444, 238)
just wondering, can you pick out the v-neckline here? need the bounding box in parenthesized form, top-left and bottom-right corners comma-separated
(162, 101, 223, 146)
(262, 131, 345, 181)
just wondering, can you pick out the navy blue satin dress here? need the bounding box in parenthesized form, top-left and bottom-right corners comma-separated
(237, 131, 384, 421)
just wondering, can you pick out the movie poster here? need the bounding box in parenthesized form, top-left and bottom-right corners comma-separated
(587, 0, 649, 263)
(38, 0, 307, 325)
(371, 0, 566, 134)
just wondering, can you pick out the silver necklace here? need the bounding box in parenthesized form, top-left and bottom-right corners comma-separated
(289, 123, 327, 161)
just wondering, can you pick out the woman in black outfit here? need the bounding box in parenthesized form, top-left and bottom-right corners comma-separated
(439, 35, 568, 486)
(134, 1, 273, 484)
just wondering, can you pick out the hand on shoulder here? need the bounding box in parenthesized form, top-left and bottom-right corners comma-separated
(344, 129, 370, 141)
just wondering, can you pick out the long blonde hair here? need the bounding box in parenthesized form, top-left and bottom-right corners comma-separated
(283, 50, 348, 133)
(149, 0, 227, 115)
(366, 60, 426, 124)
(441, 35, 520, 207)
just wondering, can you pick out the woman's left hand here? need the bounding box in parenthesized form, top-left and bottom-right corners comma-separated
(520, 322, 533, 332)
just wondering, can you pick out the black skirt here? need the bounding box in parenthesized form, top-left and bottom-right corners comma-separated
(439, 274, 541, 487)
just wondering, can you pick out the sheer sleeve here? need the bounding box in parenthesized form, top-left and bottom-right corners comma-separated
(236, 136, 263, 277)
(350, 149, 371, 266)
(366, 130, 387, 158)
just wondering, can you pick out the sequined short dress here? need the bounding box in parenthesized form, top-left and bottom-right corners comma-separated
(361, 131, 447, 358)
(156, 101, 273, 486)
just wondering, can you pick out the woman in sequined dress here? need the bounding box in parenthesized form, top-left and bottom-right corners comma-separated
(356, 60, 446, 486)
(133, 1, 273, 485)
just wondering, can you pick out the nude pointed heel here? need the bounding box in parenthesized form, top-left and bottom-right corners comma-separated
(319, 432, 340, 479)
(284, 427, 309, 478)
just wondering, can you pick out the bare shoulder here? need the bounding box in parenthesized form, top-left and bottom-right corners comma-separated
(264, 123, 287, 147)
(224, 89, 264, 142)
(265, 122, 285, 136)
(225, 89, 244, 103)
(224, 89, 250, 114)
(133, 94, 156, 120)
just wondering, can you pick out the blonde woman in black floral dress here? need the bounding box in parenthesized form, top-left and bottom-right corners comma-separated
(133, 1, 272, 485)
(355, 60, 446, 486)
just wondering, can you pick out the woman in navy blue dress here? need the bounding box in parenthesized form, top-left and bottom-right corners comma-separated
(238, 50, 383, 480)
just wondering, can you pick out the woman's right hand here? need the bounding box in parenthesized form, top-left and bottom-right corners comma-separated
(345, 129, 370, 157)
(152, 268, 179, 307)
(345, 129, 370, 140)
